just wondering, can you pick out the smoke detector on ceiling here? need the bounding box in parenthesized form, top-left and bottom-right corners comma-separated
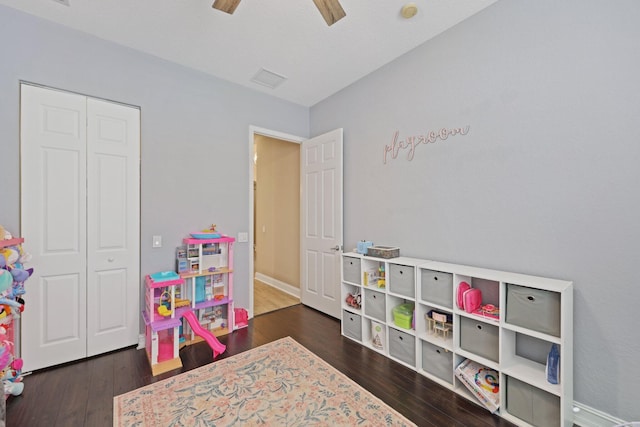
(401, 3, 418, 19)
(251, 68, 288, 89)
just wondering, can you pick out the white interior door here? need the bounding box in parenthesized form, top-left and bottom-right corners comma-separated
(86, 98, 140, 357)
(20, 84, 140, 371)
(20, 85, 88, 371)
(301, 128, 343, 318)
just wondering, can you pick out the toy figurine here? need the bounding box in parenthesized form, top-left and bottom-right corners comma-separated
(345, 292, 361, 309)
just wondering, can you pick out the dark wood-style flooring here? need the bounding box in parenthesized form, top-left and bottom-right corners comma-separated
(7, 305, 515, 426)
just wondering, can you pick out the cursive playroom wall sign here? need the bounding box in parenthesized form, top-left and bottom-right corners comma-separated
(383, 125, 470, 164)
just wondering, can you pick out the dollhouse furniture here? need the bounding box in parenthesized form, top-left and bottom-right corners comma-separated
(142, 272, 185, 376)
(142, 270, 227, 376)
(179, 235, 236, 340)
(426, 311, 452, 340)
(142, 235, 241, 376)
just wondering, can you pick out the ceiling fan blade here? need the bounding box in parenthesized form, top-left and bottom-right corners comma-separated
(212, 0, 241, 15)
(312, 0, 346, 26)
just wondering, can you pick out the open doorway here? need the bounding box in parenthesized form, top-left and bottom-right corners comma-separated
(250, 128, 304, 316)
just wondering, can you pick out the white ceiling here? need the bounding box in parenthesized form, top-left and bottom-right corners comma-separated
(0, 0, 497, 107)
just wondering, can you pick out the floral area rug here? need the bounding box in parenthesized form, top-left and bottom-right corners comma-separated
(114, 337, 416, 426)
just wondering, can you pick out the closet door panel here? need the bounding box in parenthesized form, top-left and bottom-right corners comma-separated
(20, 84, 88, 371)
(41, 274, 82, 343)
(94, 268, 128, 331)
(86, 98, 140, 357)
(42, 148, 82, 253)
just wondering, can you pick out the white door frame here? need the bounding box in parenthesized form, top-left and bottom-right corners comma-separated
(248, 126, 305, 318)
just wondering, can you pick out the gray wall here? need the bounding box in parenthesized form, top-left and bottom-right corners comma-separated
(311, 0, 640, 421)
(0, 5, 309, 314)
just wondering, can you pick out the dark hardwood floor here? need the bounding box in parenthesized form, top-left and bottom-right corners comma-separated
(7, 305, 515, 426)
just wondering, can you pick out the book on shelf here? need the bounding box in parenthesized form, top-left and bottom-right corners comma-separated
(455, 359, 499, 413)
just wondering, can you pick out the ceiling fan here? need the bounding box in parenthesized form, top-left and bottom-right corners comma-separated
(212, 0, 346, 26)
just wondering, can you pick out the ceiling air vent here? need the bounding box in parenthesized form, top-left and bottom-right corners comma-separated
(251, 68, 287, 89)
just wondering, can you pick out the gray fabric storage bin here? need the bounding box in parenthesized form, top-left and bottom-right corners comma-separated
(420, 269, 453, 308)
(421, 340, 453, 384)
(343, 256, 361, 284)
(506, 376, 561, 427)
(388, 264, 415, 298)
(388, 327, 416, 366)
(364, 289, 386, 321)
(342, 310, 362, 341)
(459, 316, 499, 362)
(506, 284, 561, 337)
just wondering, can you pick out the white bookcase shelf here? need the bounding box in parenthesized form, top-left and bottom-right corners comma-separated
(341, 252, 573, 427)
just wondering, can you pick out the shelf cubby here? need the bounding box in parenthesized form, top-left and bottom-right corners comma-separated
(341, 253, 573, 426)
(363, 288, 386, 322)
(416, 304, 454, 350)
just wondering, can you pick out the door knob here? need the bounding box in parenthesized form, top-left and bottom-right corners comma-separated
(330, 245, 342, 251)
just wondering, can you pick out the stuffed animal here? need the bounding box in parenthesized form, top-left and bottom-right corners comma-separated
(3, 380, 23, 396)
(9, 267, 33, 284)
(0, 271, 11, 295)
(0, 248, 19, 267)
(0, 245, 29, 314)
(2, 357, 23, 386)
(0, 227, 27, 399)
(0, 225, 8, 240)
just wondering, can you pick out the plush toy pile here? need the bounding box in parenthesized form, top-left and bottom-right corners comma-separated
(0, 225, 32, 398)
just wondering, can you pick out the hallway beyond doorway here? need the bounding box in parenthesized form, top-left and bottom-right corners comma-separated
(254, 279, 300, 316)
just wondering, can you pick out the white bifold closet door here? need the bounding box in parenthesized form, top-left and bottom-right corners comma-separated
(20, 84, 140, 372)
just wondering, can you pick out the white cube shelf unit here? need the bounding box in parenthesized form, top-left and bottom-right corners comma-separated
(341, 253, 573, 427)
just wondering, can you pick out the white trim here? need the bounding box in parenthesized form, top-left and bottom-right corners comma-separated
(248, 126, 306, 319)
(250, 126, 306, 143)
(20, 80, 140, 110)
(573, 401, 627, 427)
(254, 273, 301, 299)
(137, 334, 145, 350)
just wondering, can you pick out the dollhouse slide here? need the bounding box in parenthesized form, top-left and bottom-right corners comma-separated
(182, 310, 227, 356)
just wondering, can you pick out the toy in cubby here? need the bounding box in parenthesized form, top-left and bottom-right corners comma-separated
(176, 247, 188, 273)
(392, 303, 414, 329)
(345, 292, 361, 309)
(456, 281, 500, 320)
(194, 275, 221, 303)
(426, 310, 453, 340)
(234, 308, 248, 329)
(363, 263, 385, 288)
(198, 306, 227, 333)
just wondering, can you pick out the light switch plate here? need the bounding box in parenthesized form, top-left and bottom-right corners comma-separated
(238, 232, 248, 242)
(152, 235, 162, 248)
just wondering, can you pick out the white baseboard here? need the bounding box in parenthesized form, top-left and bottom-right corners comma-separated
(573, 401, 627, 427)
(254, 273, 301, 298)
(137, 333, 145, 350)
